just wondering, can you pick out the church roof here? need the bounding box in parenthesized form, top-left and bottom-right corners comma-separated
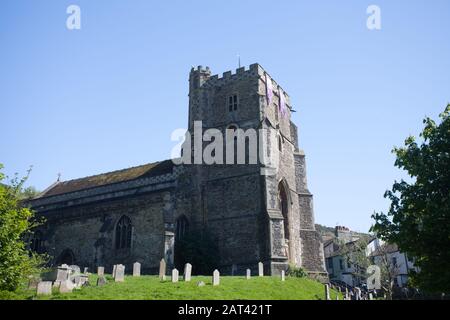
(39, 160, 174, 198)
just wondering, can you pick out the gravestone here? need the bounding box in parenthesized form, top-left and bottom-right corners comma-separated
(258, 262, 264, 277)
(59, 279, 75, 293)
(246, 269, 251, 280)
(345, 287, 349, 300)
(69, 265, 80, 273)
(172, 269, 179, 283)
(97, 276, 107, 287)
(112, 265, 117, 278)
(355, 287, 362, 300)
(213, 269, 220, 286)
(54, 265, 70, 287)
(97, 266, 104, 276)
(336, 294, 339, 300)
(369, 293, 373, 300)
(133, 262, 141, 277)
(197, 281, 205, 287)
(69, 265, 81, 276)
(115, 264, 125, 282)
(37, 281, 52, 295)
(231, 264, 237, 276)
(159, 259, 166, 281)
(281, 270, 285, 281)
(184, 263, 192, 282)
(83, 267, 89, 274)
(74, 275, 89, 288)
(325, 284, 331, 300)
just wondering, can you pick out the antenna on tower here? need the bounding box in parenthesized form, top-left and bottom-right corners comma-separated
(57, 173, 61, 182)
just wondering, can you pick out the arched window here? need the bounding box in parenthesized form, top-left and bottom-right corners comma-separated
(115, 215, 132, 250)
(278, 182, 289, 240)
(58, 249, 75, 265)
(30, 231, 43, 253)
(175, 215, 189, 241)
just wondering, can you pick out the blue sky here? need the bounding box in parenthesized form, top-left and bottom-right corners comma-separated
(1, 0, 449, 233)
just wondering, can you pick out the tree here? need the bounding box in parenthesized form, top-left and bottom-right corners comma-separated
(0, 164, 47, 292)
(371, 104, 450, 293)
(339, 237, 402, 299)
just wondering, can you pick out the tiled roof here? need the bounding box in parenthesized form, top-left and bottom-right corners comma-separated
(39, 160, 174, 198)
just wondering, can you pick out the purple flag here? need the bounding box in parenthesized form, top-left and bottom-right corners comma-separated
(265, 73, 273, 106)
(279, 87, 287, 118)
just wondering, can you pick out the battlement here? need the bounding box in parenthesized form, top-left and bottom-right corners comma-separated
(190, 63, 263, 86)
(189, 63, 291, 106)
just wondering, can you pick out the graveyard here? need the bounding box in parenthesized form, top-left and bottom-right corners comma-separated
(4, 274, 341, 300)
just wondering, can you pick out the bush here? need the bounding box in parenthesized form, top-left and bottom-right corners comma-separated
(287, 264, 307, 278)
(174, 230, 220, 275)
(0, 164, 47, 292)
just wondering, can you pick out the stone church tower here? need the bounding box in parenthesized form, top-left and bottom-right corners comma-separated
(183, 64, 326, 278)
(27, 63, 326, 280)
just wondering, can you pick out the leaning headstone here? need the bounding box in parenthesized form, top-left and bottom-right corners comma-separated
(112, 265, 117, 278)
(258, 262, 264, 277)
(172, 268, 179, 283)
(115, 264, 125, 282)
(159, 259, 166, 281)
(97, 266, 104, 276)
(184, 263, 192, 282)
(281, 270, 286, 282)
(69, 265, 81, 276)
(197, 281, 205, 287)
(59, 279, 75, 293)
(246, 269, 251, 280)
(37, 281, 52, 295)
(133, 262, 141, 277)
(213, 269, 220, 286)
(83, 267, 89, 274)
(97, 276, 107, 287)
(325, 284, 331, 300)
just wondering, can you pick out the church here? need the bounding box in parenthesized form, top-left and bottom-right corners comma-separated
(28, 63, 327, 280)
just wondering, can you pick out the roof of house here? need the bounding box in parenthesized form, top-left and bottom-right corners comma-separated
(38, 160, 174, 198)
(369, 243, 400, 256)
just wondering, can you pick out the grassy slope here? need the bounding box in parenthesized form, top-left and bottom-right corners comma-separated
(2, 275, 342, 300)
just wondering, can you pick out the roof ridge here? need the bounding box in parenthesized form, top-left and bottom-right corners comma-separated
(58, 160, 167, 184)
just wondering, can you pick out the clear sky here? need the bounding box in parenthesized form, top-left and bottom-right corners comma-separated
(1, 0, 449, 233)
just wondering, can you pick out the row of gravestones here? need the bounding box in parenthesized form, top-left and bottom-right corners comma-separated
(34, 260, 287, 295)
(159, 260, 286, 286)
(324, 284, 374, 300)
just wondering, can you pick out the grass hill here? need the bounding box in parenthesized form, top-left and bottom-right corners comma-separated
(2, 275, 341, 300)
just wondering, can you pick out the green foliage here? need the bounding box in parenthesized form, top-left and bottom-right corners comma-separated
(174, 230, 220, 275)
(371, 104, 450, 293)
(287, 264, 307, 278)
(0, 164, 47, 292)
